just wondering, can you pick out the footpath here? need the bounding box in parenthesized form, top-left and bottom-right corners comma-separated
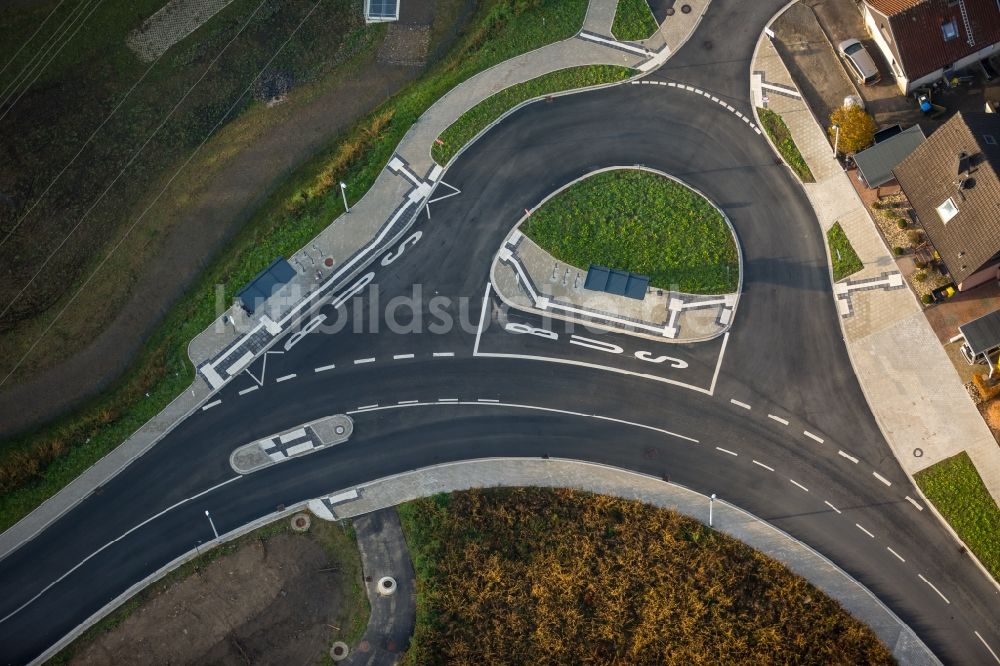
(0, 0, 710, 560)
(750, 15, 1000, 513)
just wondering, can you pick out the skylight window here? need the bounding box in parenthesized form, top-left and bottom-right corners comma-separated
(942, 19, 958, 41)
(936, 197, 959, 223)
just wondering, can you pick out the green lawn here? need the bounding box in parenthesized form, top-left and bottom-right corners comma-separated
(611, 0, 658, 41)
(827, 222, 863, 281)
(521, 169, 739, 294)
(0, 0, 590, 533)
(432, 64, 634, 165)
(757, 107, 815, 183)
(915, 452, 1000, 583)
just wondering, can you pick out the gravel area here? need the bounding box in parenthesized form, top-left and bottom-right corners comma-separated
(869, 192, 950, 300)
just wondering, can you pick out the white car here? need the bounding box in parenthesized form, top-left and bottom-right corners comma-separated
(838, 38, 881, 86)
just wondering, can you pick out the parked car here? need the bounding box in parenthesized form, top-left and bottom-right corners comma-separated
(838, 38, 881, 86)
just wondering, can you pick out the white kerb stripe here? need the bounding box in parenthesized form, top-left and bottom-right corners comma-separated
(202, 399, 221, 411)
(872, 471, 892, 486)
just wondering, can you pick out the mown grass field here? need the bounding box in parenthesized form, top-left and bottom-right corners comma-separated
(827, 221, 863, 281)
(0, 0, 590, 533)
(757, 107, 815, 183)
(432, 64, 634, 165)
(521, 168, 739, 293)
(915, 452, 1000, 582)
(398, 488, 895, 664)
(611, 0, 658, 41)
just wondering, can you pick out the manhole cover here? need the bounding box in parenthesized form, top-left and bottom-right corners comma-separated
(665, 7, 674, 15)
(703, 40, 713, 50)
(324, 257, 334, 267)
(378, 576, 397, 596)
(681, 4, 692, 13)
(335, 425, 345, 435)
(913, 447, 924, 458)
(330, 642, 349, 661)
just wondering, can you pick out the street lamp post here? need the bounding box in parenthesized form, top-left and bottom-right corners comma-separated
(832, 124, 841, 157)
(340, 181, 350, 213)
(709, 493, 716, 527)
(205, 510, 219, 539)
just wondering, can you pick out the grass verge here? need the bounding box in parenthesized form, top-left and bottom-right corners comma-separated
(49, 516, 368, 663)
(521, 168, 739, 293)
(0, 0, 590, 533)
(827, 222, 863, 281)
(914, 452, 1000, 582)
(757, 107, 815, 183)
(398, 487, 894, 664)
(611, 0, 659, 41)
(432, 64, 635, 165)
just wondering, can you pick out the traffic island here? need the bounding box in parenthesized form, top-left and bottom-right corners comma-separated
(230, 414, 353, 474)
(490, 167, 741, 341)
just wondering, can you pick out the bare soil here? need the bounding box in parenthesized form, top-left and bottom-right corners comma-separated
(66, 523, 366, 666)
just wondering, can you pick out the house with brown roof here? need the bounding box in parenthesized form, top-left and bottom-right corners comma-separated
(862, 0, 1000, 93)
(893, 111, 1000, 291)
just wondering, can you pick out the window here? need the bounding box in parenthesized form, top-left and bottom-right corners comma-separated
(937, 197, 959, 223)
(942, 19, 959, 41)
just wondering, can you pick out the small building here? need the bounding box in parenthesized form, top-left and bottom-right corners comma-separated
(892, 111, 1000, 291)
(959, 307, 1000, 376)
(236, 258, 297, 314)
(364, 0, 399, 23)
(853, 123, 926, 188)
(861, 0, 1000, 94)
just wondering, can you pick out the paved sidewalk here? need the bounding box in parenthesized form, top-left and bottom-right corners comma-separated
(308, 457, 938, 666)
(0, 0, 708, 562)
(751, 21, 1000, 507)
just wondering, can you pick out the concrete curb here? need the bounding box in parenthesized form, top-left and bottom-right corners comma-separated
(747, 2, 1000, 596)
(488, 165, 742, 344)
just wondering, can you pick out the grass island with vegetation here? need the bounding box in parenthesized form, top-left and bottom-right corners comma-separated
(521, 168, 739, 294)
(398, 487, 895, 664)
(611, 0, 659, 41)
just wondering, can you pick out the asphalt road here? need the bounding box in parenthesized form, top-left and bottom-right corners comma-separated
(0, 1, 997, 663)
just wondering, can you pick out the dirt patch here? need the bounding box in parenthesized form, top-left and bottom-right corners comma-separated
(64, 520, 367, 665)
(378, 25, 431, 66)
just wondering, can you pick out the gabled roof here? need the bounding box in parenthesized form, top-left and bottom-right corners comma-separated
(866, 0, 1000, 80)
(893, 112, 1000, 285)
(854, 124, 926, 187)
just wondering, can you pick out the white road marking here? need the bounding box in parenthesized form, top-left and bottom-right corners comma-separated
(354, 358, 375, 365)
(856, 523, 875, 538)
(975, 631, 1000, 664)
(872, 471, 892, 487)
(393, 354, 414, 360)
(715, 446, 738, 456)
(355, 404, 379, 411)
(238, 386, 259, 396)
(438, 398, 458, 402)
(314, 363, 336, 372)
(708, 332, 730, 396)
(275, 373, 296, 383)
(478, 398, 500, 403)
(752, 460, 774, 471)
(918, 574, 951, 604)
(790, 479, 809, 492)
(730, 399, 751, 409)
(202, 400, 221, 411)
(472, 282, 491, 356)
(0, 476, 241, 625)
(905, 496, 924, 511)
(398, 400, 418, 405)
(838, 450, 859, 464)
(433, 352, 455, 357)
(711, 95, 719, 102)
(887, 547, 906, 563)
(803, 430, 824, 443)
(767, 414, 789, 425)
(824, 500, 841, 514)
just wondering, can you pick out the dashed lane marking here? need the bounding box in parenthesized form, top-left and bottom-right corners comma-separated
(478, 398, 500, 403)
(767, 414, 789, 425)
(393, 354, 414, 360)
(838, 450, 859, 464)
(438, 398, 458, 402)
(398, 400, 419, 405)
(790, 479, 809, 492)
(918, 574, 951, 604)
(730, 399, 751, 409)
(356, 404, 379, 411)
(906, 496, 924, 511)
(752, 459, 774, 471)
(354, 358, 375, 365)
(824, 500, 841, 514)
(238, 386, 259, 396)
(635, 80, 761, 134)
(202, 400, 221, 411)
(872, 471, 892, 487)
(803, 430, 824, 443)
(715, 446, 738, 456)
(856, 523, 875, 538)
(275, 373, 296, 383)
(314, 363, 336, 372)
(433, 352, 455, 357)
(975, 631, 1000, 664)
(887, 547, 906, 563)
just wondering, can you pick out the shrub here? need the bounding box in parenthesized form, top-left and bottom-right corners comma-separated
(907, 230, 923, 244)
(828, 106, 877, 155)
(894, 246, 905, 256)
(872, 200, 883, 209)
(921, 294, 933, 304)
(896, 219, 907, 229)
(914, 260, 927, 269)
(914, 271, 927, 282)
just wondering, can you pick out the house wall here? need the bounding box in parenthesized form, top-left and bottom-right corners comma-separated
(958, 260, 1000, 291)
(864, 5, 908, 93)
(906, 42, 1000, 94)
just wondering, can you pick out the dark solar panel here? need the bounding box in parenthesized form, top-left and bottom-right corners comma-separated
(584, 265, 649, 301)
(237, 258, 296, 314)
